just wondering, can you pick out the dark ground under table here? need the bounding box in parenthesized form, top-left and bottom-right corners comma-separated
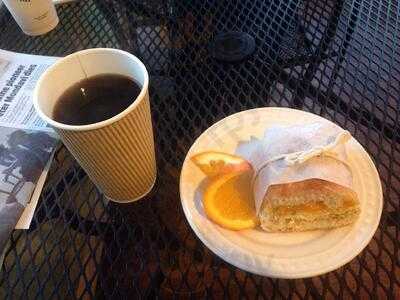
(0, 0, 399, 299)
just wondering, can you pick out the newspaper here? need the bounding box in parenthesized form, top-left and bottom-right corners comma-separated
(0, 49, 59, 259)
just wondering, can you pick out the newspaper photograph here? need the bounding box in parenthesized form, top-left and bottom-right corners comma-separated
(0, 127, 57, 251)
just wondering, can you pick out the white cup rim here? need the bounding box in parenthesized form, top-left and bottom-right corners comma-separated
(33, 48, 149, 131)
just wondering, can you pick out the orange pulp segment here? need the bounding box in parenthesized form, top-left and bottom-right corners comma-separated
(203, 170, 258, 230)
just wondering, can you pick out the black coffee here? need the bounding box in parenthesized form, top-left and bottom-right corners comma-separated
(53, 74, 141, 125)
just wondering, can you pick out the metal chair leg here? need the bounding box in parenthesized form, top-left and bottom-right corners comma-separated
(330, 0, 361, 82)
(293, 0, 346, 108)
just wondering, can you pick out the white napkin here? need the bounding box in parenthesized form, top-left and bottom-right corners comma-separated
(247, 123, 354, 214)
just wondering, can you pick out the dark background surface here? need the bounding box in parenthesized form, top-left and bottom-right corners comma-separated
(0, 0, 399, 298)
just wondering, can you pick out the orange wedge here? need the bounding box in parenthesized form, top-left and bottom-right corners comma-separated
(191, 151, 252, 177)
(203, 170, 258, 230)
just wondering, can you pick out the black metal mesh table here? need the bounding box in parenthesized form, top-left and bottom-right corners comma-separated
(1, 0, 399, 298)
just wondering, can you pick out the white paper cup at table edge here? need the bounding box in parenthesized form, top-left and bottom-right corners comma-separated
(3, 0, 59, 36)
(33, 48, 157, 203)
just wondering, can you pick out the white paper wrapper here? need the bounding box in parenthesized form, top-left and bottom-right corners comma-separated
(248, 123, 353, 214)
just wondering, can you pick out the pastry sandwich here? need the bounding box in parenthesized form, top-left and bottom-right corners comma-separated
(250, 123, 361, 232)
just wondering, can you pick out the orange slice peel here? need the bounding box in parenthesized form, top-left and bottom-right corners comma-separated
(191, 151, 252, 177)
(191, 151, 257, 230)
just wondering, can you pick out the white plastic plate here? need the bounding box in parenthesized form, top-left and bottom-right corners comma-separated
(180, 107, 382, 278)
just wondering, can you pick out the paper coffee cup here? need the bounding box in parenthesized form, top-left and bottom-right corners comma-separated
(3, 0, 59, 36)
(33, 48, 156, 202)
